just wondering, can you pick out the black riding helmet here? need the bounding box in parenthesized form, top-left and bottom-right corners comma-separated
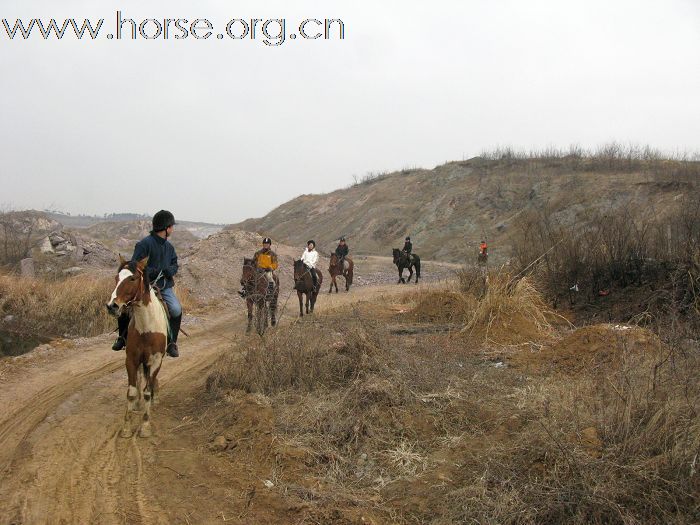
(405, 236, 411, 241)
(152, 210, 176, 232)
(263, 237, 272, 245)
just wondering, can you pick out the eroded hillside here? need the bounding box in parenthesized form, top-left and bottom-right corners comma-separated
(230, 157, 698, 262)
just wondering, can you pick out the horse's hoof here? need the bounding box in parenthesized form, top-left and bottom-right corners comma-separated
(139, 426, 152, 438)
(120, 428, 133, 438)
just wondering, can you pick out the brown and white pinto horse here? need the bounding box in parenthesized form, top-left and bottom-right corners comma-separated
(328, 253, 353, 293)
(106, 256, 168, 438)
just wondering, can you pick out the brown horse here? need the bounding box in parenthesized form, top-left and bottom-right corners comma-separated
(240, 258, 279, 335)
(294, 260, 323, 316)
(328, 253, 353, 293)
(106, 256, 168, 438)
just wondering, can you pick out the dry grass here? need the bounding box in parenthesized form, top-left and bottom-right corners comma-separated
(174, 284, 203, 313)
(207, 317, 387, 396)
(440, 340, 700, 525)
(202, 283, 699, 524)
(0, 272, 113, 337)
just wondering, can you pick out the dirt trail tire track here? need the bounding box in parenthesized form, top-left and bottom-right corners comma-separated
(0, 284, 420, 524)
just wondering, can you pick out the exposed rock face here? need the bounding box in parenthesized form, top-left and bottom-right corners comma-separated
(38, 230, 117, 269)
(228, 159, 696, 263)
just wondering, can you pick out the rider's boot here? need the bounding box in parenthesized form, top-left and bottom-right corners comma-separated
(166, 314, 182, 358)
(112, 312, 130, 351)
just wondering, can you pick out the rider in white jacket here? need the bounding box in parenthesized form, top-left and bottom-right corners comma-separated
(301, 240, 319, 289)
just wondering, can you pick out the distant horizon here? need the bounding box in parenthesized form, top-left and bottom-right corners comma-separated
(7, 141, 699, 224)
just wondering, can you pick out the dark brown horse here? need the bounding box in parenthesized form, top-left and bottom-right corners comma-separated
(106, 255, 168, 438)
(328, 253, 353, 293)
(392, 248, 421, 284)
(240, 258, 279, 335)
(293, 260, 323, 316)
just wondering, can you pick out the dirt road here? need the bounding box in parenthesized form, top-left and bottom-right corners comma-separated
(0, 283, 425, 524)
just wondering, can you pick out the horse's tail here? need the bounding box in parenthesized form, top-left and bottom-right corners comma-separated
(414, 256, 421, 278)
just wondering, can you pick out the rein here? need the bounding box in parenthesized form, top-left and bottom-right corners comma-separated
(122, 268, 146, 308)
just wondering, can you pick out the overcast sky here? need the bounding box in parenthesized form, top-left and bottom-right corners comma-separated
(1, 0, 698, 223)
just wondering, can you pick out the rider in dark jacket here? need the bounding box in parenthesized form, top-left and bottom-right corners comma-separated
(403, 236, 413, 255)
(335, 237, 349, 258)
(112, 210, 183, 358)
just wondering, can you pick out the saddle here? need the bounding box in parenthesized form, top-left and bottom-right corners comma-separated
(338, 256, 351, 272)
(152, 286, 171, 318)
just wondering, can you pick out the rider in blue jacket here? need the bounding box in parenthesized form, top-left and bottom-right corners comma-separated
(112, 210, 183, 357)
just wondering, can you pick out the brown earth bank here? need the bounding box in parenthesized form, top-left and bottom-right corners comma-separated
(1, 277, 697, 524)
(229, 156, 699, 263)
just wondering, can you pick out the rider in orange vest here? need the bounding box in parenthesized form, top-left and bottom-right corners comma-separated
(254, 237, 279, 292)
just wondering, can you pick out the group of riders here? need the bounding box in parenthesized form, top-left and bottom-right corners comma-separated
(110, 210, 488, 358)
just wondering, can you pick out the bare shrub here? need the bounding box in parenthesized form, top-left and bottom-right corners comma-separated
(0, 212, 38, 266)
(511, 200, 700, 326)
(477, 142, 700, 180)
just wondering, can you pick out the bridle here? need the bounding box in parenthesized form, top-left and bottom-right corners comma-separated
(118, 268, 146, 309)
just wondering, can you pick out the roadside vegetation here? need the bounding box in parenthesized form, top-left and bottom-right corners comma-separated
(202, 255, 699, 523)
(0, 272, 114, 338)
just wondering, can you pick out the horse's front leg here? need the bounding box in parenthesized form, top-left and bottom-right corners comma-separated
(121, 355, 139, 438)
(407, 266, 414, 283)
(397, 266, 404, 284)
(328, 276, 334, 294)
(140, 351, 164, 438)
(306, 294, 311, 314)
(246, 298, 254, 333)
(270, 296, 278, 326)
(298, 291, 304, 317)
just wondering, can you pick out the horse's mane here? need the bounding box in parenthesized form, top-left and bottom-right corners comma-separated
(117, 259, 131, 272)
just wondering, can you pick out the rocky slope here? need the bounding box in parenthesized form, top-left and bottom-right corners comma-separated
(230, 157, 698, 263)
